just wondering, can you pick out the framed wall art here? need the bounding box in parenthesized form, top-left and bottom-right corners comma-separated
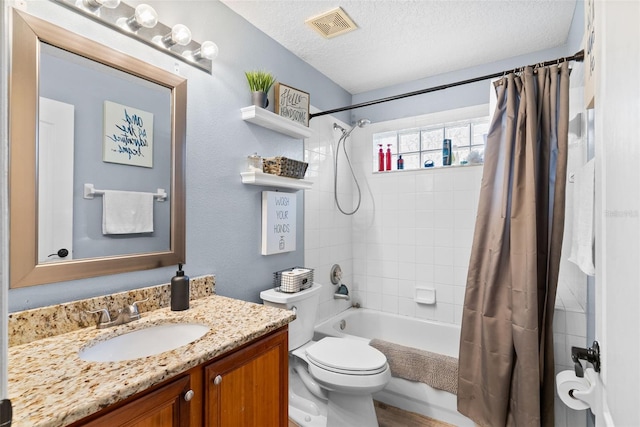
(261, 191, 296, 255)
(274, 83, 310, 127)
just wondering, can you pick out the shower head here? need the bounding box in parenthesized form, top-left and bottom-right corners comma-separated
(334, 119, 370, 135)
(342, 118, 370, 138)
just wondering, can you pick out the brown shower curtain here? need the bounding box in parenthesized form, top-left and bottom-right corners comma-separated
(457, 63, 570, 426)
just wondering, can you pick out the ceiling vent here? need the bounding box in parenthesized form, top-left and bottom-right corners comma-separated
(305, 7, 358, 39)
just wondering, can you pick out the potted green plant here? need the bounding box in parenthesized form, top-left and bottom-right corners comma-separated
(245, 70, 276, 109)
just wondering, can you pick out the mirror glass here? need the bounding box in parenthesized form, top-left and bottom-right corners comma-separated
(38, 43, 172, 262)
(10, 9, 186, 288)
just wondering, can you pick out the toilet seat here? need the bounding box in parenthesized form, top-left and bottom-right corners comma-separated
(305, 337, 388, 376)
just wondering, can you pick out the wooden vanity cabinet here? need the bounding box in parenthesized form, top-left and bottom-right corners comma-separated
(71, 327, 287, 427)
(76, 374, 194, 427)
(204, 327, 288, 427)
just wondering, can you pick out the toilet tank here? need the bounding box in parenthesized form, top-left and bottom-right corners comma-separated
(260, 283, 322, 351)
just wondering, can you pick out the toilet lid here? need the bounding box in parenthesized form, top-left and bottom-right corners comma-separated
(305, 337, 387, 375)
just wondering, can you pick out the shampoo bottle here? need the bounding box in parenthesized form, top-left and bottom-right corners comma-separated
(171, 264, 190, 311)
(397, 155, 404, 170)
(386, 145, 392, 171)
(443, 139, 452, 166)
(378, 144, 384, 172)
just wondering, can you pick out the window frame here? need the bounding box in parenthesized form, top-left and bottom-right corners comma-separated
(372, 113, 489, 172)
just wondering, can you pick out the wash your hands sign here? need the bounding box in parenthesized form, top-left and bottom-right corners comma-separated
(262, 191, 296, 255)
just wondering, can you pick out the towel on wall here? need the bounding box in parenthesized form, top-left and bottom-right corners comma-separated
(370, 338, 458, 395)
(102, 190, 154, 234)
(568, 159, 595, 275)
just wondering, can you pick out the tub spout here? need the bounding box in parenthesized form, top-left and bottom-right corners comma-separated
(334, 284, 350, 300)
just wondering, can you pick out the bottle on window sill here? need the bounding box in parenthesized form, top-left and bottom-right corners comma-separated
(386, 144, 392, 171)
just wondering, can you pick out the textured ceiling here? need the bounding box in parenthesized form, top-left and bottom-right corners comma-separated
(220, 0, 577, 94)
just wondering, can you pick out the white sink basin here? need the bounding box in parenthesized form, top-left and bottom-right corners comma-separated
(79, 323, 210, 362)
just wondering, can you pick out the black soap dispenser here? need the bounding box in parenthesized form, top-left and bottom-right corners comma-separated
(171, 264, 190, 311)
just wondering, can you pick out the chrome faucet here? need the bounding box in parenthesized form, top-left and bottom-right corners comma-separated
(88, 298, 148, 329)
(333, 284, 350, 301)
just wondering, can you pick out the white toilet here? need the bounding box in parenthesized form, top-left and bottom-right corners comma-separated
(261, 283, 390, 427)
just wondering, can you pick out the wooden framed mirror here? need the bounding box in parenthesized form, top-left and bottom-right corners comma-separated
(9, 9, 186, 288)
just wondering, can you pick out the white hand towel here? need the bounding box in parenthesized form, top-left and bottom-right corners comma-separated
(568, 159, 595, 275)
(102, 190, 154, 234)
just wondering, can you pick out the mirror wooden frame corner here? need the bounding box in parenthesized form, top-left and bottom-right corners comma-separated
(9, 9, 186, 289)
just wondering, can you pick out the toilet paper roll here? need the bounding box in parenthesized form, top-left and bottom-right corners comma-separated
(556, 370, 591, 410)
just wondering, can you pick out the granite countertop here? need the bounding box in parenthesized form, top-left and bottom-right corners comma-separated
(8, 294, 295, 427)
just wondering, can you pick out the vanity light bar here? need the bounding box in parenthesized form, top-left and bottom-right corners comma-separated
(52, 0, 217, 73)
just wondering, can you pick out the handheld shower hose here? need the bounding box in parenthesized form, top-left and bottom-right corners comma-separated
(333, 119, 370, 215)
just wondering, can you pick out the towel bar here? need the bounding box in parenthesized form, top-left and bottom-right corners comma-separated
(83, 183, 167, 201)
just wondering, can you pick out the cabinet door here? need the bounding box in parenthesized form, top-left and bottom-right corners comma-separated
(205, 328, 288, 427)
(79, 375, 193, 427)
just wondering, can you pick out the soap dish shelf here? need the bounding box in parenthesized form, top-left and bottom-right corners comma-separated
(415, 287, 436, 305)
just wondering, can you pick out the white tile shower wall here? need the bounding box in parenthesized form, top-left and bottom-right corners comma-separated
(351, 164, 483, 324)
(304, 113, 354, 323)
(348, 106, 489, 325)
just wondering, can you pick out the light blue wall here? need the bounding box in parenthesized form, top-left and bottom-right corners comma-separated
(7, 0, 351, 311)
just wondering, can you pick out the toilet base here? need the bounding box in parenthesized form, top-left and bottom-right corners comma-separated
(289, 361, 380, 427)
(289, 403, 327, 427)
(289, 362, 328, 427)
(288, 390, 379, 427)
(327, 390, 379, 427)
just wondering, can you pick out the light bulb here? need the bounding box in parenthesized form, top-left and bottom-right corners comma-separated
(171, 24, 192, 46)
(183, 41, 219, 62)
(116, 3, 158, 32)
(156, 24, 192, 48)
(133, 4, 158, 29)
(197, 41, 219, 60)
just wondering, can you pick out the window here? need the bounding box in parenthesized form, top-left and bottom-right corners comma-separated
(372, 117, 489, 172)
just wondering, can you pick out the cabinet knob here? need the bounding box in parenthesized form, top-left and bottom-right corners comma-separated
(184, 389, 194, 402)
(213, 375, 222, 385)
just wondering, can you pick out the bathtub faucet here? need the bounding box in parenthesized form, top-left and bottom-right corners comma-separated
(334, 284, 350, 300)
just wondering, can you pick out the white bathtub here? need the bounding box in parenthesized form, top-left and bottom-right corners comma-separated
(314, 308, 474, 427)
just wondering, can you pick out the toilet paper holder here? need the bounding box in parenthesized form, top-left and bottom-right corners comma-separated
(571, 340, 601, 378)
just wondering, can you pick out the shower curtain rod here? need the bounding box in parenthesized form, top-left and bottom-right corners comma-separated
(309, 50, 585, 120)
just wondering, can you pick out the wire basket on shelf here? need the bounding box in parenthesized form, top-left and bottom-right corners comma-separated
(263, 157, 308, 179)
(273, 267, 314, 293)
